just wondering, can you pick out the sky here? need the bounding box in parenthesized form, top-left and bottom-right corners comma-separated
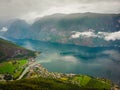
(0, 0, 120, 23)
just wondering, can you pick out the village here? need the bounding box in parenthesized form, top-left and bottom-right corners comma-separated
(0, 56, 76, 82)
(23, 58, 76, 79)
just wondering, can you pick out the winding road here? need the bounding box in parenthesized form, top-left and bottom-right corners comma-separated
(17, 62, 37, 80)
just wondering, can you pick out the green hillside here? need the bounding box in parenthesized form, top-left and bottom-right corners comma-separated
(0, 76, 113, 90)
(0, 38, 36, 62)
(0, 59, 28, 79)
(0, 38, 37, 79)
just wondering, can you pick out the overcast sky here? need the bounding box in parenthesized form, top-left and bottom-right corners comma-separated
(0, 0, 120, 23)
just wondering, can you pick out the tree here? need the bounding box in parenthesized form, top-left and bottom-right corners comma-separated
(3, 73, 13, 82)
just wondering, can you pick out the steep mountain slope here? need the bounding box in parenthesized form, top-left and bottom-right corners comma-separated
(3, 13, 120, 46)
(4, 20, 30, 39)
(32, 13, 119, 32)
(0, 38, 36, 62)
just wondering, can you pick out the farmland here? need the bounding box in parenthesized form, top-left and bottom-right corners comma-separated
(0, 59, 28, 79)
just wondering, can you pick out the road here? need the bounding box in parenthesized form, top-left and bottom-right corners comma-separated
(17, 62, 37, 80)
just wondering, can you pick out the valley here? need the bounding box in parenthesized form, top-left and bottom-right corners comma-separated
(0, 38, 119, 90)
(10, 39, 120, 84)
(0, 12, 120, 90)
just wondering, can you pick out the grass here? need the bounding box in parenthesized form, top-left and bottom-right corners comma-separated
(71, 75, 111, 89)
(0, 60, 28, 79)
(0, 38, 37, 62)
(0, 77, 83, 90)
(74, 75, 91, 86)
(60, 77, 68, 81)
(86, 79, 111, 89)
(0, 77, 112, 90)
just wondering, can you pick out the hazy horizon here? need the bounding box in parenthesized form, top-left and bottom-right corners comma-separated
(0, 0, 120, 23)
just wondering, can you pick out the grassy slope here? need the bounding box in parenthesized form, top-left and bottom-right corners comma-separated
(0, 38, 38, 79)
(0, 76, 112, 90)
(0, 38, 36, 62)
(0, 60, 28, 79)
(0, 78, 80, 90)
(71, 75, 111, 89)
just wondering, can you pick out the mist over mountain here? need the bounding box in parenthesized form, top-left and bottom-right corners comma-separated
(2, 13, 120, 47)
(4, 20, 30, 39)
(0, 0, 120, 89)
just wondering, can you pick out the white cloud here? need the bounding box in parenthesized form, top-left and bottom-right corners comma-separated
(37, 53, 78, 64)
(118, 20, 120, 23)
(71, 31, 97, 38)
(102, 50, 120, 62)
(0, 27, 8, 32)
(71, 30, 120, 41)
(1, 0, 118, 23)
(16, 0, 120, 23)
(23, 41, 34, 50)
(104, 31, 120, 41)
(20, 4, 89, 24)
(62, 55, 78, 64)
(21, 12, 40, 24)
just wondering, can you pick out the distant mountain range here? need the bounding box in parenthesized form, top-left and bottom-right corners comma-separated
(2, 13, 120, 46)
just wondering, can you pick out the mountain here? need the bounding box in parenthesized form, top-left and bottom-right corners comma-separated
(3, 13, 120, 46)
(4, 20, 30, 39)
(0, 38, 36, 62)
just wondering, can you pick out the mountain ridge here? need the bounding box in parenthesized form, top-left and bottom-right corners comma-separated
(3, 13, 120, 46)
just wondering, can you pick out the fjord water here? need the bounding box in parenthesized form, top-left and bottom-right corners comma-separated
(15, 39, 120, 83)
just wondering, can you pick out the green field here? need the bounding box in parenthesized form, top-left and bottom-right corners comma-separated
(71, 75, 111, 89)
(0, 60, 28, 79)
(0, 76, 112, 90)
(73, 75, 91, 86)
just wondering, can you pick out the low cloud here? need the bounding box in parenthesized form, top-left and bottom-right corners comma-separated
(36, 49, 120, 82)
(0, 0, 119, 23)
(104, 31, 120, 41)
(35, 53, 79, 73)
(0, 27, 8, 32)
(37, 53, 78, 64)
(71, 30, 120, 41)
(23, 41, 34, 51)
(71, 31, 96, 38)
(102, 50, 120, 61)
